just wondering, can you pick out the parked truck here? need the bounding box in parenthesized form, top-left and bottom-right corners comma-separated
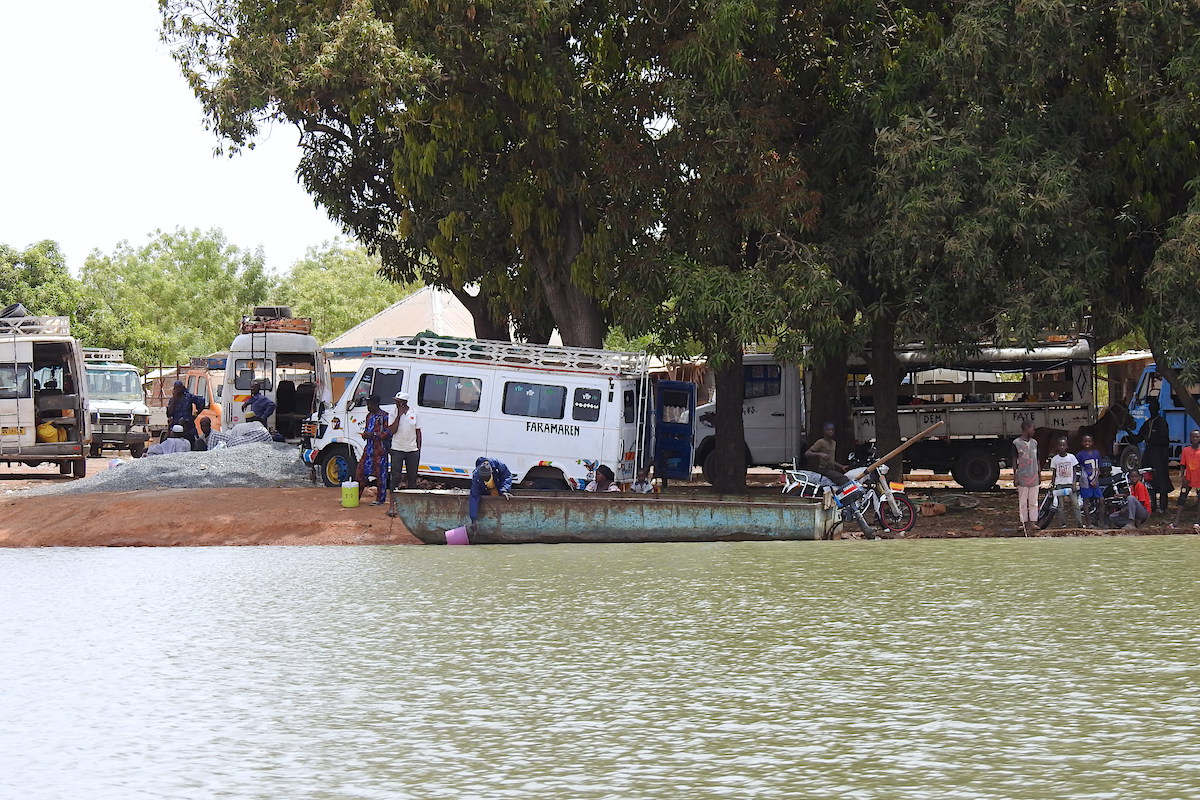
(0, 307, 91, 477)
(83, 348, 151, 457)
(1113, 363, 1200, 470)
(694, 336, 1096, 491)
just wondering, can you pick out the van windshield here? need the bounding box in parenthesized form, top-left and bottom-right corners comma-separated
(86, 369, 143, 401)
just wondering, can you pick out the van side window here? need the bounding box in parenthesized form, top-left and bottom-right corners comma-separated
(503, 382, 566, 419)
(572, 388, 601, 422)
(624, 390, 636, 423)
(420, 374, 482, 412)
(744, 365, 781, 399)
(0, 365, 33, 400)
(352, 368, 376, 406)
(196, 375, 208, 401)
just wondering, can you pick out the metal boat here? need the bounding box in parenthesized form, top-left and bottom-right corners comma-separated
(393, 489, 837, 545)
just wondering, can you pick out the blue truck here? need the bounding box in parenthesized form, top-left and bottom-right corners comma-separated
(1114, 363, 1200, 470)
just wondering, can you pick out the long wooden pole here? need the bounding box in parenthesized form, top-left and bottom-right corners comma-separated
(866, 420, 945, 473)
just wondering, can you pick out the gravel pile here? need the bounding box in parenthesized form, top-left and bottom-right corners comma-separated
(15, 442, 314, 497)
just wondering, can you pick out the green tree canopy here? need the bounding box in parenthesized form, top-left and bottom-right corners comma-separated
(276, 241, 421, 341)
(81, 228, 275, 368)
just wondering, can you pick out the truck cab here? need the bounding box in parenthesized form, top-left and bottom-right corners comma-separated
(222, 307, 331, 440)
(83, 349, 151, 457)
(1115, 364, 1200, 470)
(693, 353, 808, 483)
(0, 309, 91, 477)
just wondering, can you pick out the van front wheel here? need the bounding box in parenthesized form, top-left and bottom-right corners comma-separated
(316, 447, 356, 487)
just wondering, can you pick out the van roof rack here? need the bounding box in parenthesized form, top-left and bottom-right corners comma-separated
(83, 348, 126, 363)
(240, 315, 313, 335)
(0, 315, 70, 336)
(371, 335, 650, 376)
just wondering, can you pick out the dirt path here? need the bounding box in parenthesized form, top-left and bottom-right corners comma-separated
(0, 486, 420, 547)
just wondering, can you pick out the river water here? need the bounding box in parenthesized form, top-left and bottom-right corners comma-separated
(2, 537, 1198, 800)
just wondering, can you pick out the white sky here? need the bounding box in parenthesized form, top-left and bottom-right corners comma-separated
(0, 2, 347, 275)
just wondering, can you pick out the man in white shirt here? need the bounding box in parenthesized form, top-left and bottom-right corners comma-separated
(387, 391, 422, 492)
(145, 424, 191, 456)
(1049, 436, 1083, 528)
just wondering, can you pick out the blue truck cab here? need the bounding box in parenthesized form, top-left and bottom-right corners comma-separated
(1115, 364, 1200, 470)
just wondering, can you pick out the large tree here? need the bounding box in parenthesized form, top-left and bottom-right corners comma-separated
(160, 0, 652, 347)
(80, 228, 274, 367)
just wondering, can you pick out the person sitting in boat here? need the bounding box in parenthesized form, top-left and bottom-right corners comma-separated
(469, 457, 513, 527)
(629, 467, 656, 494)
(585, 464, 622, 492)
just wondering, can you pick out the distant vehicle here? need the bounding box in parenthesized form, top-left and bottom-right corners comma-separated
(221, 306, 331, 439)
(0, 305, 91, 477)
(145, 357, 224, 439)
(83, 348, 151, 457)
(1114, 363, 1200, 470)
(301, 336, 662, 490)
(695, 336, 1096, 491)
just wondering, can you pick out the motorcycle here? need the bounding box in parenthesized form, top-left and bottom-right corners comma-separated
(781, 454, 917, 538)
(1036, 463, 1154, 529)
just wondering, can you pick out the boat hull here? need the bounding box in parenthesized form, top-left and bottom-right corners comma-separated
(393, 490, 836, 544)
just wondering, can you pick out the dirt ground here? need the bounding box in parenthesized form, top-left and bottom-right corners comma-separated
(1, 458, 1195, 546)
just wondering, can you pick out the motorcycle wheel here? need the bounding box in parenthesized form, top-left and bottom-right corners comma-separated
(1036, 492, 1057, 530)
(878, 492, 917, 534)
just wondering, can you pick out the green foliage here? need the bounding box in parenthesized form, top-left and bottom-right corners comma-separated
(80, 228, 275, 368)
(275, 240, 422, 341)
(0, 241, 99, 322)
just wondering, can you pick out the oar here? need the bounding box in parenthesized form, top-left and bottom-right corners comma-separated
(866, 420, 946, 473)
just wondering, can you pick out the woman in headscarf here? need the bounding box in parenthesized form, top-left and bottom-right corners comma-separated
(355, 396, 391, 505)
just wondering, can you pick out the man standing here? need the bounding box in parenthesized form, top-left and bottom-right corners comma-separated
(166, 380, 205, 445)
(386, 392, 422, 511)
(242, 380, 277, 429)
(1131, 397, 1173, 514)
(1170, 429, 1200, 530)
(1011, 420, 1040, 536)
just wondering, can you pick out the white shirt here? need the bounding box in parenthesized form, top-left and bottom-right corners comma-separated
(630, 479, 655, 494)
(391, 407, 420, 451)
(1050, 453, 1078, 486)
(146, 437, 191, 456)
(585, 481, 621, 492)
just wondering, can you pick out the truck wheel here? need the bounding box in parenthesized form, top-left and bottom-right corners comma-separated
(316, 446, 356, 487)
(128, 442, 145, 458)
(952, 448, 1000, 491)
(72, 458, 87, 478)
(1118, 445, 1140, 473)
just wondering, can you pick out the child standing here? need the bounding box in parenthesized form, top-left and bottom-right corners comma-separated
(1050, 436, 1083, 528)
(1076, 434, 1103, 528)
(1011, 420, 1040, 535)
(1170, 429, 1200, 530)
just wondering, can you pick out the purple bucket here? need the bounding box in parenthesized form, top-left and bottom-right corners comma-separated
(445, 526, 469, 545)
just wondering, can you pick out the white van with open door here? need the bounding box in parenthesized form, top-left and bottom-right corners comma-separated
(0, 306, 91, 477)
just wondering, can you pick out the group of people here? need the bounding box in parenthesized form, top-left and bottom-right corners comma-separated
(463, 458, 656, 529)
(1011, 414, 1200, 535)
(352, 392, 423, 513)
(145, 379, 276, 456)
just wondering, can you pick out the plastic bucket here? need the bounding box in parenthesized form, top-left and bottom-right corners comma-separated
(445, 526, 469, 545)
(341, 481, 360, 508)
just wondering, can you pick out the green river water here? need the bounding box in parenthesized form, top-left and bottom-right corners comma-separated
(2, 537, 1198, 799)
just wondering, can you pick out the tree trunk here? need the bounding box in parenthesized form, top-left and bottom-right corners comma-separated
(711, 348, 748, 493)
(525, 202, 606, 348)
(806, 348, 852, 465)
(452, 289, 511, 342)
(1149, 341, 1200, 427)
(865, 315, 904, 476)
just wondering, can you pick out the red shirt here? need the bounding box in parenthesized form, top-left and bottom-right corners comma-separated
(1131, 480, 1150, 507)
(1181, 446, 1200, 485)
